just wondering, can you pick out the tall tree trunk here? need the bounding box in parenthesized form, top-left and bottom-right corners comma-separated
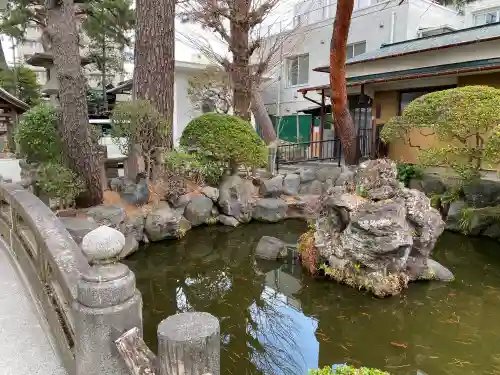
(330, 0, 359, 165)
(134, 0, 175, 148)
(47, 0, 103, 206)
(0, 39, 8, 71)
(230, 0, 251, 121)
(251, 87, 276, 144)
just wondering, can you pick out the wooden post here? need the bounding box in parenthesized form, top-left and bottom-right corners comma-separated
(157, 312, 220, 375)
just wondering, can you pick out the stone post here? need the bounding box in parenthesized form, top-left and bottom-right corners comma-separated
(97, 145, 108, 193)
(157, 312, 220, 375)
(74, 226, 143, 375)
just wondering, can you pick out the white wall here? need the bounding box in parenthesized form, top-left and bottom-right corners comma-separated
(464, 0, 500, 27)
(261, 0, 460, 116)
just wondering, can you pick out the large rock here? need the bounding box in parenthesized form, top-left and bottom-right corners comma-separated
(315, 166, 342, 183)
(121, 214, 146, 242)
(201, 186, 219, 202)
(119, 235, 139, 259)
(354, 159, 398, 192)
(184, 195, 214, 226)
(463, 179, 500, 208)
(283, 174, 301, 195)
(253, 198, 288, 222)
(483, 223, 500, 239)
(255, 236, 288, 260)
(445, 200, 467, 232)
(145, 202, 192, 241)
(259, 176, 283, 197)
(341, 201, 413, 270)
(86, 205, 126, 229)
(335, 170, 355, 187)
(60, 216, 99, 244)
(298, 180, 323, 195)
(409, 175, 446, 196)
(299, 168, 316, 183)
(218, 175, 255, 223)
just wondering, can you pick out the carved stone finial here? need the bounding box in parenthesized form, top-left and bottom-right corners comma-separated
(81, 225, 125, 263)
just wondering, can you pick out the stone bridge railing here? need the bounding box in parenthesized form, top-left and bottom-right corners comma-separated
(0, 183, 220, 375)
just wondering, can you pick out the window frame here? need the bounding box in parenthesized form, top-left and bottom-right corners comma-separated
(347, 41, 367, 60)
(285, 53, 309, 87)
(473, 8, 500, 26)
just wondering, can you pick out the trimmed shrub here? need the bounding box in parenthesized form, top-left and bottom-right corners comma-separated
(15, 103, 62, 163)
(180, 113, 267, 170)
(37, 162, 85, 209)
(381, 86, 500, 181)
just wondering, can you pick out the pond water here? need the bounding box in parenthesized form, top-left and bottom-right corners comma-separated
(125, 221, 500, 375)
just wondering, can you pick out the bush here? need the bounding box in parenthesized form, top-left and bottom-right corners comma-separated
(180, 113, 267, 171)
(15, 103, 62, 163)
(396, 163, 421, 187)
(309, 365, 389, 375)
(164, 148, 225, 186)
(381, 86, 500, 181)
(111, 100, 171, 178)
(37, 162, 85, 209)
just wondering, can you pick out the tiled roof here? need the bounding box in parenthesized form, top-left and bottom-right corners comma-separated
(0, 88, 29, 112)
(298, 58, 500, 93)
(314, 22, 500, 72)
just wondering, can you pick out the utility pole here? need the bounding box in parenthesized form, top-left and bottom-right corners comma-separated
(11, 37, 18, 96)
(101, 5, 108, 112)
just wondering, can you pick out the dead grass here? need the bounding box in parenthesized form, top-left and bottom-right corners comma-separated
(298, 229, 318, 275)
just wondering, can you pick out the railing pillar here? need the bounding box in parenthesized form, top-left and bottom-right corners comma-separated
(157, 312, 220, 375)
(74, 225, 143, 375)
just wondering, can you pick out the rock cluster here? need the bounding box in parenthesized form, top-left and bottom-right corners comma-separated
(309, 159, 453, 297)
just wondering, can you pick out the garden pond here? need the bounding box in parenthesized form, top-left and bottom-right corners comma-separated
(125, 220, 500, 375)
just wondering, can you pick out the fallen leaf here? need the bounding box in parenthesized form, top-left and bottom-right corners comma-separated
(390, 342, 408, 349)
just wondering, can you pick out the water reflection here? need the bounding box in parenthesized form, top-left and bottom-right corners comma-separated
(125, 222, 500, 375)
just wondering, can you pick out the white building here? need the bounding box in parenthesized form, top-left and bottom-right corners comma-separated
(261, 0, 467, 116)
(108, 60, 232, 146)
(4, 23, 132, 88)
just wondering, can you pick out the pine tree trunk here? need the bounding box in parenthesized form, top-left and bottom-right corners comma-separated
(46, 0, 103, 207)
(230, 0, 251, 121)
(134, 0, 175, 147)
(330, 0, 359, 165)
(0, 39, 8, 71)
(251, 88, 276, 144)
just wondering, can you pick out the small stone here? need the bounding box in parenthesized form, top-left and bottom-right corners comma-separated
(218, 215, 240, 227)
(81, 225, 126, 262)
(255, 236, 288, 260)
(201, 186, 219, 202)
(259, 176, 283, 197)
(299, 168, 316, 183)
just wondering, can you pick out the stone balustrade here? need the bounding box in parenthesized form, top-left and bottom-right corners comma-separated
(0, 182, 220, 375)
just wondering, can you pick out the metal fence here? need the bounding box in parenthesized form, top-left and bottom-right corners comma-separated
(276, 138, 342, 172)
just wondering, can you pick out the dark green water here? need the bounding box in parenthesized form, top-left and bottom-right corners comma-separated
(125, 221, 500, 375)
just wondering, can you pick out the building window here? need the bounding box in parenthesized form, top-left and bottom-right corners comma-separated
(347, 41, 366, 59)
(286, 54, 309, 86)
(355, 0, 372, 9)
(398, 87, 455, 114)
(474, 9, 500, 26)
